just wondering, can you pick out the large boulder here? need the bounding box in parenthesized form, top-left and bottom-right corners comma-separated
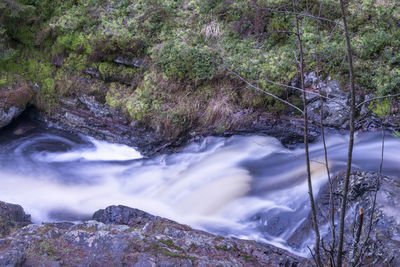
(302, 72, 350, 128)
(0, 201, 31, 237)
(289, 171, 400, 266)
(0, 86, 33, 129)
(0, 205, 310, 266)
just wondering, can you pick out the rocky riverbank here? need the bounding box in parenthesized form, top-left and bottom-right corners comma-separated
(1, 170, 399, 266)
(1, 72, 398, 156)
(289, 171, 400, 266)
(0, 203, 309, 267)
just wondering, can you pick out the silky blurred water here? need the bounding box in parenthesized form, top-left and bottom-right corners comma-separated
(0, 120, 399, 255)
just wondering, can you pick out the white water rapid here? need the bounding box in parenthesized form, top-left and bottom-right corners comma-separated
(0, 123, 399, 255)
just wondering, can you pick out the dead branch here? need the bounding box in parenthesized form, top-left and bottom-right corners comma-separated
(336, 0, 357, 265)
(293, 0, 322, 265)
(219, 62, 304, 114)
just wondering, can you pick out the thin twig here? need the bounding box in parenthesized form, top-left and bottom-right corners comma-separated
(293, 0, 322, 265)
(336, 0, 357, 264)
(355, 93, 400, 109)
(219, 62, 304, 114)
(353, 100, 386, 266)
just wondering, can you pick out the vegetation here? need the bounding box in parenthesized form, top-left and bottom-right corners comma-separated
(1, 0, 399, 138)
(1, 1, 399, 266)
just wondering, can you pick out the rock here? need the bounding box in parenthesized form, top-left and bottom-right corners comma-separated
(0, 201, 31, 237)
(0, 250, 26, 267)
(237, 115, 320, 145)
(92, 205, 158, 227)
(289, 171, 400, 266)
(84, 67, 101, 78)
(0, 106, 25, 128)
(302, 73, 350, 128)
(0, 204, 310, 267)
(0, 87, 33, 129)
(113, 56, 144, 68)
(35, 94, 164, 155)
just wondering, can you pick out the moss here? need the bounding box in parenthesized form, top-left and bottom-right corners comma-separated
(370, 99, 391, 117)
(214, 245, 232, 251)
(159, 239, 185, 252)
(37, 240, 59, 259)
(159, 249, 195, 260)
(2, 0, 400, 127)
(152, 40, 217, 82)
(241, 254, 253, 262)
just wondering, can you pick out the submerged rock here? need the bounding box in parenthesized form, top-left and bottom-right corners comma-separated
(0, 204, 309, 267)
(289, 171, 400, 266)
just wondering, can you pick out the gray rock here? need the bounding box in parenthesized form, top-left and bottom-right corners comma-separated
(0, 204, 310, 266)
(92, 205, 158, 226)
(36, 94, 164, 155)
(0, 106, 24, 128)
(84, 67, 101, 78)
(0, 201, 31, 237)
(303, 72, 350, 128)
(0, 251, 26, 267)
(0, 87, 33, 129)
(289, 171, 400, 266)
(114, 56, 144, 68)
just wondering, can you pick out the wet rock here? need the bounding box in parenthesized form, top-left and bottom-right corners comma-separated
(289, 171, 400, 266)
(0, 250, 26, 267)
(114, 56, 144, 68)
(0, 106, 25, 129)
(35, 94, 164, 155)
(93, 205, 158, 227)
(238, 115, 320, 145)
(84, 67, 101, 78)
(0, 201, 31, 237)
(0, 87, 33, 129)
(302, 73, 350, 129)
(0, 205, 310, 267)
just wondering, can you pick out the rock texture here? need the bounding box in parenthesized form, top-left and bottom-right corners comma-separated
(0, 87, 33, 129)
(0, 204, 310, 267)
(0, 201, 31, 237)
(36, 94, 165, 155)
(300, 72, 350, 129)
(289, 171, 400, 266)
(34, 91, 322, 155)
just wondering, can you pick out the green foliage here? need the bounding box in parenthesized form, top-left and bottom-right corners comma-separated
(2, 0, 400, 128)
(359, 31, 391, 59)
(370, 99, 390, 117)
(153, 40, 217, 82)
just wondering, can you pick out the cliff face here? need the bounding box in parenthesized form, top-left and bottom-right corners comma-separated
(0, 203, 309, 267)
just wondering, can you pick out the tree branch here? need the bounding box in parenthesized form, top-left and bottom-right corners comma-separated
(219, 62, 304, 114)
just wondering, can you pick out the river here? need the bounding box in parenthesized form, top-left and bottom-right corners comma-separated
(0, 118, 399, 255)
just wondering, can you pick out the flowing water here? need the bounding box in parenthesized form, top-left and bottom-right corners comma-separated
(1, 119, 399, 255)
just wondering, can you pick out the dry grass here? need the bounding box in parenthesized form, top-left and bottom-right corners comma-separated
(202, 21, 222, 39)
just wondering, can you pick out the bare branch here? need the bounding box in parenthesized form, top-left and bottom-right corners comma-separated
(219, 62, 304, 114)
(293, 0, 322, 265)
(336, 0, 357, 264)
(356, 93, 400, 109)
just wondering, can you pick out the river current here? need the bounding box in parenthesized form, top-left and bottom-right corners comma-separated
(0, 118, 399, 255)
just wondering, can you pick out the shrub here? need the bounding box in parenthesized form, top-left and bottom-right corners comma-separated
(153, 40, 217, 82)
